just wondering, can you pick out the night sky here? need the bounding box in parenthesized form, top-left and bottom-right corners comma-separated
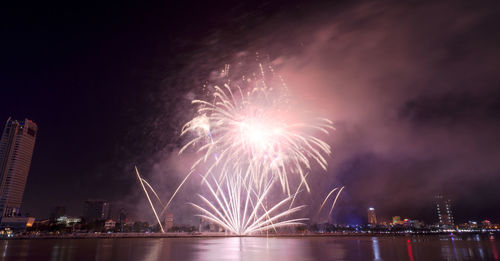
(2, 0, 500, 225)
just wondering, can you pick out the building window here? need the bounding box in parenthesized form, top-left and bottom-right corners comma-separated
(27, 128, 36, 137)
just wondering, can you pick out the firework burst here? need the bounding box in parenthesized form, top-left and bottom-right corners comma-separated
(180, 63, 334, 235)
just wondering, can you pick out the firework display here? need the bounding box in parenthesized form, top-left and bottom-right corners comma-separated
(179, 64, 334, 234)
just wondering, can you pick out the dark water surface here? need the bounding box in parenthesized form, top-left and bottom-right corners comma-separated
(1, 234, 499, 261)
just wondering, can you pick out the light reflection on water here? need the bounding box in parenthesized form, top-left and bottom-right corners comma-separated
(193, 237, 319, 261)
(0, 234, 498, 261)
(371, 237, 382, 261)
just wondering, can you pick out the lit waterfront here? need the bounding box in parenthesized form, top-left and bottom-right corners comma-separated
(1, 234, 499, 261)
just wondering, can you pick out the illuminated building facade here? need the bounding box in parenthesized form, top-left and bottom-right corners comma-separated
(367, 207, 377, 225)
(435, 194, 454, 227)
(56, 216, 81, 227)
(164, 213, 174, 231)
(104, 219, 116, 230)
(0, 118, 38, 220)
(392, 216, 403, 225)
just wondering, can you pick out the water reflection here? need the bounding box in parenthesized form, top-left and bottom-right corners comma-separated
(406, 239, 414, 261)
(1, 240, 8, 258)
(450, 235, 459, 260)
(491, 237, 499, 260)
(50, 244, 59, 261)
(142, 238, 166, 261)
(95, 239, 114, 260)
(50, 240, 76, 261)
(194, 237, 309, 261)
(0, 234, 498, 261)
(371, 237, 382, 261)
(436, 234, 500, 261)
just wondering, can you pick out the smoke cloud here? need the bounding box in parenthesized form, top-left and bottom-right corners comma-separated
(138, 0, 500, 225)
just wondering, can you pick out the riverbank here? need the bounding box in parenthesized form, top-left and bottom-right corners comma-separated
(3, 230, 498, 240)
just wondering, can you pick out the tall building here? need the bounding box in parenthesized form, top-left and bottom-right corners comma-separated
(164, 213, 174, 231)
(0, 118, 38, 219)
(83, 200, 110, 222)
(435, 194, 454, 227)
(118, 208, 127, 232)
(367, 207, 377, 225)
(118, 208, 127, 224)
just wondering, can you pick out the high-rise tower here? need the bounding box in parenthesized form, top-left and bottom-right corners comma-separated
(435, 194, 454, 228)
(0, 118, 38, 219)
(367, 207, 377, 225)
(83, 200, 110, 222)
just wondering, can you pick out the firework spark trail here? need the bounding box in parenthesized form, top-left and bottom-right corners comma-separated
(159, 169, 195, 217)
(135, 167, 198, 230)
(135, 166, 165, 233)
(190, 175, 308, 234)
(319, 187, 339, 213)
(180, 82, 334, 195)
(179, 63, 334, 235)
(329, 186, 345, 216)
(289, 172, 309, 208)
(141, 179, 163, 205)
(317, 186, 345, 220)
